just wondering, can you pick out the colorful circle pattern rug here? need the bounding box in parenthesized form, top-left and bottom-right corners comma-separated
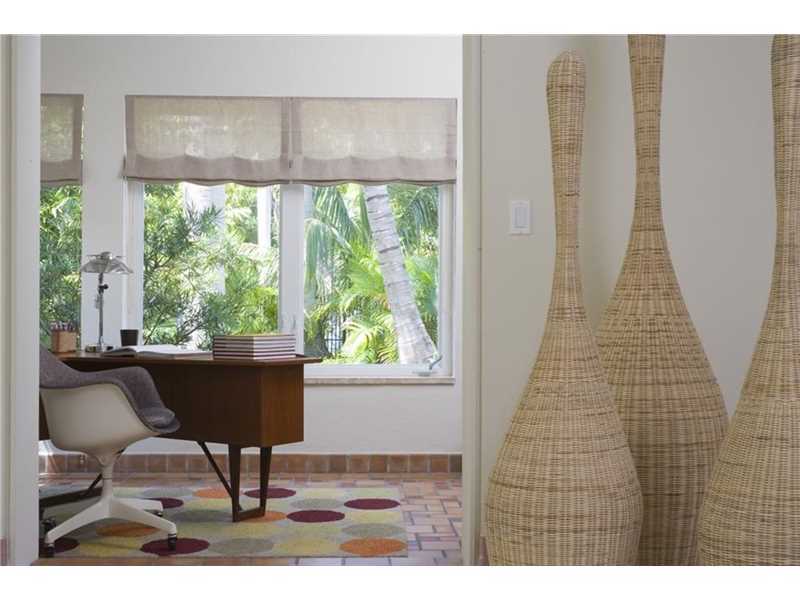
(39, 485, 406, 559)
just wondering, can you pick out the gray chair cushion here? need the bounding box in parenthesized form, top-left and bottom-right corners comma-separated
(39, 345, 180, 434)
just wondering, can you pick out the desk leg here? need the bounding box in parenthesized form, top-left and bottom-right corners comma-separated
(258, 447, 273, 512)
(198, 441, 242, 513)
(229, 445, 243, 520)
(199, 442, 273, 522)
(228, 445, 273, 522)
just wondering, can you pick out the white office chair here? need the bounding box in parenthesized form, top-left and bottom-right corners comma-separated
(39, 346, 180, 557)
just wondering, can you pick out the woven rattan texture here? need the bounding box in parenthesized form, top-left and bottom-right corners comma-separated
(485, 52, 643, 566)
(595, 35, 728, 566)
(697, 35, 800, 566)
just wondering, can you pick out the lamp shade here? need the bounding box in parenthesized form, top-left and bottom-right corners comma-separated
(80, 251, 132, 275)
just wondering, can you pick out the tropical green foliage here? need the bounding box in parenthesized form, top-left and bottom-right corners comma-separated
(40, 185, 82, 342)
(143, 184, 279, 349)
(304, 183, 439, 363)
(39, 182, 440, 363)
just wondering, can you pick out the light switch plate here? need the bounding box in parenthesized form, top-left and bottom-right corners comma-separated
(509, 200, 531, 235)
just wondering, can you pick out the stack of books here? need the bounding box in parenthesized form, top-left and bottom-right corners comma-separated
(212, 334, 297, 360)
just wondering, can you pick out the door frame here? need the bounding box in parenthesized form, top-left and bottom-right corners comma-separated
(6, 34, 41, 566)
(460, 34, 483, 566)
(4, 34, 484, 566)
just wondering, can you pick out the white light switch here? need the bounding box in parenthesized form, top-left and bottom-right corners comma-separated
(510, 200, 531, 235)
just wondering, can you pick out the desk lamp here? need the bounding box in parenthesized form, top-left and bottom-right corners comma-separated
(80, 251, 132, 352)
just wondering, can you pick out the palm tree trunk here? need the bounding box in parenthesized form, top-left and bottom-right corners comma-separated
(364, 185, 437, 364)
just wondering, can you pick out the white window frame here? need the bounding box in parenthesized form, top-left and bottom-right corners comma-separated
(295, 183, 454, 379)
(124, 181, 145, 332)
(279, 183, 307, 353)
(127, 182, 455, 379)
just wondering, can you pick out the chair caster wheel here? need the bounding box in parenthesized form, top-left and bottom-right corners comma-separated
(43, 543, 55, 558)
(43, 517, 56, 534)
(167, 534, 177, 551)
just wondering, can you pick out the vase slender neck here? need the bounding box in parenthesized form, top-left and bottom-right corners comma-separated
(550, 186, 583, 312)
(629, 35, 666, 233)
(546, 52, 586, 314)
(552, 136, 582, 266)
(771, 36, 800, 289)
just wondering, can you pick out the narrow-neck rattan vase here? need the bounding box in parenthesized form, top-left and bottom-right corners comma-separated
(485, 52, 643, 566)
(697, 35, 800, 566)
(595, 35, 728, 566)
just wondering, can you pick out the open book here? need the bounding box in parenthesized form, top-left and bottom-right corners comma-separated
(101, 344, 211, 358)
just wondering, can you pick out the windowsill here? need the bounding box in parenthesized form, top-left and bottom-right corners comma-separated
(305, 376, 456, 386)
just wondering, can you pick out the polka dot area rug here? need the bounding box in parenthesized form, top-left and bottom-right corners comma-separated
(40, 485, 407, 559)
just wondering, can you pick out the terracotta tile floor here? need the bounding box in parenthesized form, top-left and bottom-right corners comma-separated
(36, 472, 463, 566)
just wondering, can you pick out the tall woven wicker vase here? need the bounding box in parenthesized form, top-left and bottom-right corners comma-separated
(485, 52, 643, 566)
(595, 35, 728, 566)
(697, 35, 800, 566)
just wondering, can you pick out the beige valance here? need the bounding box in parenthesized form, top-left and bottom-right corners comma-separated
(123, 95, 456, 186)
(123, 95, 288, 186)
(41, 94, 83, 186)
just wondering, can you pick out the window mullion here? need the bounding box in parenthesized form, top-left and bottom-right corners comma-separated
(438, 184, 454, 376)
(279, 183, 307, 352)
(124, 181, 145, 331)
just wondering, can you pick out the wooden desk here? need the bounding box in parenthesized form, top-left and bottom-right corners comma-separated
(43, 352, 321, 521)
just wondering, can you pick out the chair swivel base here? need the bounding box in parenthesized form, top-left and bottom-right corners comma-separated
(42, 494, 177, 558)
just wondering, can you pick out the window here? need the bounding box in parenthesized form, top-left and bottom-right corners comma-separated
(39, 185, 82, 342)
(40, 94, 84, 344)
(303, 184, 442, 366)
(131, 181, 453, 374)
(124, 94, 456, 377)
(142, 183, 280, 349)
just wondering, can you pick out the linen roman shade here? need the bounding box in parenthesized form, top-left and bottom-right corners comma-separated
(41, 94, 83, 186)
(123, 96, 289, 186)
(123, 96, 456, 186)
(290, 98, 456, 185)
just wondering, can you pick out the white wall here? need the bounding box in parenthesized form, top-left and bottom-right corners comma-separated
(41, 35, 463, 455)
(480, 35, 773, 504)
